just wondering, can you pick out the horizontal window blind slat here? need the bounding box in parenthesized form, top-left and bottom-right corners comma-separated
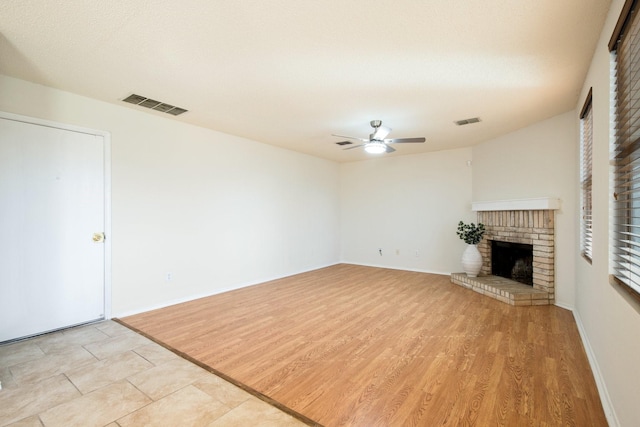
(612, 0, 640, 300)
(581, 92, 593, 261)
(611, 269, 640, 290)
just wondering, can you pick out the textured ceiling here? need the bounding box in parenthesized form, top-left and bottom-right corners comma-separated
(0, 0, 611, 162)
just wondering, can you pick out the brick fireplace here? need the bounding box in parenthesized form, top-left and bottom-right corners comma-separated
(451, 198, 559, 306)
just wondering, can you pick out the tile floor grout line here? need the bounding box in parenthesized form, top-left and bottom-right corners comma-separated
(114, 318, 323, 427)
(1, 320, 308, 427)
(63, 372, 83, 395)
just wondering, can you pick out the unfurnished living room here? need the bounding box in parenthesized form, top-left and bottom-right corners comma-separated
(1, 1, 639, 426)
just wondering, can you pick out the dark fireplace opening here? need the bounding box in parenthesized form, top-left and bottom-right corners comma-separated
(491, 241, 533, 285)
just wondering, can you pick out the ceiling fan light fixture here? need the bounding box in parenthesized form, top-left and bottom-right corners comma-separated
(364, 141, 387, 154)
(333, 120, 424, 154)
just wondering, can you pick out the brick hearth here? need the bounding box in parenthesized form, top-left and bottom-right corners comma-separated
(450, 273, 551, 305)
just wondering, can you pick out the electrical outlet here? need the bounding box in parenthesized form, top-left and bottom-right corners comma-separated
(166, 272, 173, 281)
(415, 250, 420, 257)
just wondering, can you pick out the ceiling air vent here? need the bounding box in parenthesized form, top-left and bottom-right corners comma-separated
(455, 117, 481, 126)
(335, 141, 353, 146)
(122, 94, 188, 116)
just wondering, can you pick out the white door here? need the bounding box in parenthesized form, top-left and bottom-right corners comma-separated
(0, 116, 106, 342)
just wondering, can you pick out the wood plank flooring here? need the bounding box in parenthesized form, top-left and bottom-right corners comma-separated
(119, 264, 608, 427)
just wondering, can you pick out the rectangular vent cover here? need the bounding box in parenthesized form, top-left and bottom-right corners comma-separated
(455, 117, 481, 126)
(336, 141, 353, 146)
(122, 94, 188, 116)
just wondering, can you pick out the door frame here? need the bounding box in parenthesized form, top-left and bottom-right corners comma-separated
(0, 110, 112, 320)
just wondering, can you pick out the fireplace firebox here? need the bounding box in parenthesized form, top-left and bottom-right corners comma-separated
(491, 240, 533, 286)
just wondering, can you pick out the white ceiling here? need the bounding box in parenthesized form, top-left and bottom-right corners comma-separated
(0, 0, 611, 162)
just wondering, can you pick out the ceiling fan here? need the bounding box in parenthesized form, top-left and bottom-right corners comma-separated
(333, 120, 426, 154)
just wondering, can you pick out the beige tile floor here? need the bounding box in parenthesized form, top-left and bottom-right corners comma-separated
(0, 321, 307, 427)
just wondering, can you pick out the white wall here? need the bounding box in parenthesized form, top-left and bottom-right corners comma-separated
(5, 30, 639, 422)
(573, 1, 640, 425)
(0, 75, 340, 316)
(340, 148, 473, 274)
(471, 111, 578, 308)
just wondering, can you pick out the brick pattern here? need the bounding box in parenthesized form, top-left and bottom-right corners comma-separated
(477, 210, 555, 303)
(450, 273, 551, 306)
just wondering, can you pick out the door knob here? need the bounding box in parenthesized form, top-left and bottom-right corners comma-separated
(92, 232, 105, 243)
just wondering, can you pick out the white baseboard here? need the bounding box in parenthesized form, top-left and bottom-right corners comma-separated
(339, 261, 452, 276)
(115, 262, 447, 318)
(114, 262, 340, 318)
(552, 301, 574, 311)
(572, 309, 620, 427)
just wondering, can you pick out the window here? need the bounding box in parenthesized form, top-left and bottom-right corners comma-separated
(610, 0, 640, 299)
(580, 89, 593, 263)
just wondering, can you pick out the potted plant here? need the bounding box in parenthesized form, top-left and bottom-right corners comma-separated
(457, 221, 485, 277)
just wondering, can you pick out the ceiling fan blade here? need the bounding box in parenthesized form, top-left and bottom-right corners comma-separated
(385, 144, 396, 153)
(385, 137, 426, 144)
(372, 125, 392, 140)
(343, 144, 365, 150)
(332, 134, 368, 142)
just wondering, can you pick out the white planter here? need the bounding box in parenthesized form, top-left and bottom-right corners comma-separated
(462, 244, 483, 277)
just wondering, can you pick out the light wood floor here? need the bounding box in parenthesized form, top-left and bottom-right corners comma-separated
(119, 264, 608, 427)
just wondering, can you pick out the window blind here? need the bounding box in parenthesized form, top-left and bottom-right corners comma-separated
(580, 89, 593, 263)
(611, 0, 640, 297)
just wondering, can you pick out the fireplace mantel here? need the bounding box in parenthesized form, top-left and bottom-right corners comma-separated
(471, 197, 561, 212)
